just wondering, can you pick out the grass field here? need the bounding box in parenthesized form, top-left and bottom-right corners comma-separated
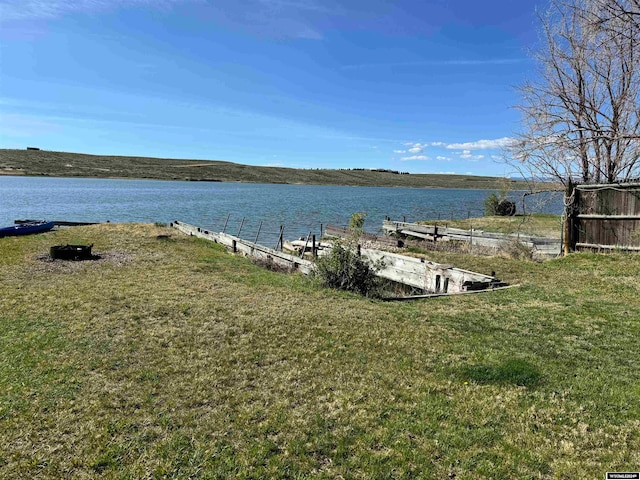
(1, 223, 639, 478)
(0, 149, 535, 190)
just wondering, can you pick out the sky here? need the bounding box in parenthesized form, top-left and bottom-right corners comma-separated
(0, 0, 549, 176)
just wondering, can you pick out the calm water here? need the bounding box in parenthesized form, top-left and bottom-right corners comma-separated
(0, 176, 563, 245)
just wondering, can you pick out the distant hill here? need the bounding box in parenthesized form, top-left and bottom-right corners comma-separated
(0, 149, 532, 190)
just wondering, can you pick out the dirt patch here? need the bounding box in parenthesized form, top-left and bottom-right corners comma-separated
(31, 250, 135, 274)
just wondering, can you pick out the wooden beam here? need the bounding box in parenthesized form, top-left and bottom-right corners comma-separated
(576, 214, 640, 220)
(575, 242, 640, 251)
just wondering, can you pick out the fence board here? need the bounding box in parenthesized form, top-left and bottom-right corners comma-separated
(572, 184, 640, 251)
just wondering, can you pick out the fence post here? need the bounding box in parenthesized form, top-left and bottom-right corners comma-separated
(254, 221, 263, 245)
(300, 232, 311, 258)
(563, 179, 574, 255)
(276, 225, 284, 251)
(312, 234, 317, 258)
(320, 223, 323, 239)
(222, 214, 230, 233)
(237, 217, 245, 237)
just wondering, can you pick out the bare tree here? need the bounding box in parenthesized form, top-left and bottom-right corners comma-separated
(591, 0, 640, 37)
(512, 0, 640, 185)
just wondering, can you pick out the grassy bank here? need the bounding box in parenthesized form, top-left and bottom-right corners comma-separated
(0, 149, 533, 190)
(1, 224, 639, 478)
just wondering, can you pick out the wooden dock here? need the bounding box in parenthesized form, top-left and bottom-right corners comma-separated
(174, 220, 508, 297)
(172, 220, 315, 274)
(382, 220, 561, 258)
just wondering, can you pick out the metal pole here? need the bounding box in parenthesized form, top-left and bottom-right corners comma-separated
(254, 221, 263, 245)
(275, 225, 284, 250)
(300, 232, 311, 258)
(222, 214, 231, 233)
(237, 217, 245, 237)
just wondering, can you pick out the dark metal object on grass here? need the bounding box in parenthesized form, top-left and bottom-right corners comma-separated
(50, 244, 96, 261)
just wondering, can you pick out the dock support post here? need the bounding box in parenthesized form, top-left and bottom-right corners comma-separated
(312, 234, 317, 258)
(254, 221, 263, 245)
(237, 217, 245, 237)
(232, 239, 237, 253)
(276, 225, 284, 251)
(300, 232, 311, 258)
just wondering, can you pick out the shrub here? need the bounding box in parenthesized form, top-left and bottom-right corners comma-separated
(314, 212, 382, 297)
(499, 237, 535, 260)
(314, 240, 381, 297)
(349, 212, 367, 232)
(484, 193, 516, 216)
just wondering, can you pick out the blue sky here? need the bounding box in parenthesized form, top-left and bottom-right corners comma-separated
(0, 0, 547, 176)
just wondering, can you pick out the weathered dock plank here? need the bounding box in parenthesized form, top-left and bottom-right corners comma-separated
(172, 220, 315, 274)
(383, 220, 561, 258)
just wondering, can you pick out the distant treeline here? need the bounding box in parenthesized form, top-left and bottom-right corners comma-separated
(339, 168, 410, 175)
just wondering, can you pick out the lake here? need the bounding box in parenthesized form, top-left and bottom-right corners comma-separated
(0, 176, 563, 245)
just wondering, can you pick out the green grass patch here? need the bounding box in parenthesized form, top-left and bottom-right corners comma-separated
(460, 359, 542, 387)
(1, 223, 639, 478)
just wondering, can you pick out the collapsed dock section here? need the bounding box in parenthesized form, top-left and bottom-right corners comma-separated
(173, 220, 509, 298)
(382, 220, 561, 258)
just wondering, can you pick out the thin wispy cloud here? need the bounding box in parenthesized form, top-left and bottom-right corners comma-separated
(401, 155, 430, 161)
(446, 137, 515, 150)
(0, 0, 197, 22)
(342, 58, 525, 70)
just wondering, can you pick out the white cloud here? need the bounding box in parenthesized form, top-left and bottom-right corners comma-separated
(402, 142, 428, 154)
(445, 137, 515, 150)
(0, 0, 198, 21)
(401, 155, 430, 161)
(436, 156, 451, 161)
(430, 141, 445, 146)
(459, 150, 485, 161)
(393, 149, 407, 154)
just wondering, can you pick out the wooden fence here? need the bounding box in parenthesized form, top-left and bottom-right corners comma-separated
(568, 182, 640, 252)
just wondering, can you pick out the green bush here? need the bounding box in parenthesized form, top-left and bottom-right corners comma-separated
(484, 193, 516, 216)
(314, 240, 381, 297)
(314, 212, 382, 297)
(349, 211, 367, 232)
